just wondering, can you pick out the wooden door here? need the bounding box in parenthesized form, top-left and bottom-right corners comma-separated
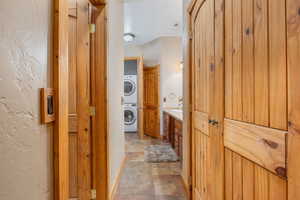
(190, 0, 224, 199)
(137, 57, 144, 139)
(68, 0, 92, 199)
(90, 5, 109, 200)
(223, 0, 289, 199)
(143, 65, 160, 138)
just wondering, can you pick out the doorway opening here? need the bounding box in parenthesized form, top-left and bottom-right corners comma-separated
(113, 0, 188, 199)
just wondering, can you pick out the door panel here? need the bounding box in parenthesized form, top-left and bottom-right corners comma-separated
(223, 0, 288, 199)
(68, 0, 92, 199)
(224, 119, 287, 175)
(68, 8, 78, 198)
(225, 148, 287, 200)
(143, 66, 160, 138)
(225, 0, 287, 130)
(191, 0, 224, 199)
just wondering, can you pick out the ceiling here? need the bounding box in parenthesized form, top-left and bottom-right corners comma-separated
(123, 0, 183, 45)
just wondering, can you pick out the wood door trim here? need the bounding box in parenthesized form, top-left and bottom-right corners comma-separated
(53, 0, 69, 199)
(91, 5, 109, 200)
(53, 1, 108, 200)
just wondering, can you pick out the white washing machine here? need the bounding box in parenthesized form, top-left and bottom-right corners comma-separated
(124, 104, 137, 132)
(124, 75, 137, 104)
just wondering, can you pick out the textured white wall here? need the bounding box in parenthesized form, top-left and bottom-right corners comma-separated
(0, 0, 53, 200)
(107, 0, 126, 191)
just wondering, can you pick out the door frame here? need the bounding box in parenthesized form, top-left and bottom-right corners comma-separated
(187, 0, 225, 199)
(124, 57, 144, 139)
(53, 0, 108, 200)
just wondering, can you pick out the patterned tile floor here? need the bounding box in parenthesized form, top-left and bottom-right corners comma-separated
(114, 133, 187, 200)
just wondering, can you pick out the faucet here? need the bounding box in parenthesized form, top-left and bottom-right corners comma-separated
(178, 96, 183, 107)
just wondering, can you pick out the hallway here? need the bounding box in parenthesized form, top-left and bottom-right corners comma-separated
(114, 133, 187, 200)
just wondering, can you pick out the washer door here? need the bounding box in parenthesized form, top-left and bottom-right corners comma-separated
(124, 79, 136, 96)
(124, 108, 136, 125)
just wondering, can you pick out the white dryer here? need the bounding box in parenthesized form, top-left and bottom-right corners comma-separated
(124, 104, 137, 132)
(124, 75, 137, 104)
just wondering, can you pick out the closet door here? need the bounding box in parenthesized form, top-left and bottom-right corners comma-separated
(190, 0, 224, 199)
(224, 0, 288, 199)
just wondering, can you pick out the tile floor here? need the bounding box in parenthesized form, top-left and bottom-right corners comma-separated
(114, 133, 187, 200)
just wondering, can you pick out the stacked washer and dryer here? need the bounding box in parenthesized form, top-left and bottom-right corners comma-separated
(124, 75, 138, 132)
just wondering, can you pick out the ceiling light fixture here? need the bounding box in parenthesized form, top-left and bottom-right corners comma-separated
(123, 33, 136, 42)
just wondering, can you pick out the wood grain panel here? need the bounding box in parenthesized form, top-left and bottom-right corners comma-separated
(225, 0, 233, 119)
(76, 1, 92, 199)
(269, 174, 287, 200)
(232, 0, 243, 120)
(254, 165, 269, 200)
(69, 134, 78, 198)
(224, 119, 287, 176)
(269, 0, 287, 130)
(194, 130, 208, 199)
(254, 0, 269, 127)
(68, 15, 77, 115)
(243, 159, 254, 200)
(225, 148, 233, 200)
(193, 111, 209, 136)
(90, 6, 109, 200)
(287, 0, 300, 199)
(242, 0, 254, 123)
(53, 0, 69, 198)
(232, 152, 242, 200)
(225, 148, 288, 200)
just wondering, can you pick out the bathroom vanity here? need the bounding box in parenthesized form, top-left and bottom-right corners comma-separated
(163, 109, 183, 165)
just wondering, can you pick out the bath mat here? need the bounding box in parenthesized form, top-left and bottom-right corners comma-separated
(144, 144, 179, 163)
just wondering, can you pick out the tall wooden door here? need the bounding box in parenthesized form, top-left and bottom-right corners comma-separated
(68, 0, 92, 199)
(190, 0, 224, 199)
(223, 0, 288, 199)
(190, 0, 300, 199)
(143, 65, 160, 138)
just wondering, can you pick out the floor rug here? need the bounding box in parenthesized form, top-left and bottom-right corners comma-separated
(144, 144, 179, 163)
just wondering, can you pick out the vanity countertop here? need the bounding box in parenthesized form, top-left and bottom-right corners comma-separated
(163, 108, 183, 121)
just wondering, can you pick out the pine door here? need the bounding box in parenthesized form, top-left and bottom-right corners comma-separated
(190, 0, 300, 199)
(190, 0, 224, 199)
(223, 0, 288, 199)
(68, 0, 92, 199)
(143, 65, 160, 138)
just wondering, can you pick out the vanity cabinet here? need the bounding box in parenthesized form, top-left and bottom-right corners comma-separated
(163, 111, 183, 164)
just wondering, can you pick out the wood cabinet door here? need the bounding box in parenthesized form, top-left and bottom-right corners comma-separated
(190, 0, 224, 199)
(223, 0, 288, 199)
(143, 65, 160, 138)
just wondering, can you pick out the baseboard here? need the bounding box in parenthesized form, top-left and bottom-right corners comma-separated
(109, 156, 127, 200)
(180, 174, 191, 199)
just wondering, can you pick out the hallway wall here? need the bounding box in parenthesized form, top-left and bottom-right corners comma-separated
(0, 0, 53, 199)
(107, 0, 126, 192)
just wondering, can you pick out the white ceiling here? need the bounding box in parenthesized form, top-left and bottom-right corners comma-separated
(123, 0, 183, 45)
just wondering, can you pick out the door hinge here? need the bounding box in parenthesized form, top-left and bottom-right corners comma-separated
(89, 106, 96, 116)
(91, 189, 96, 199)
(89, 24, 96, 34)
